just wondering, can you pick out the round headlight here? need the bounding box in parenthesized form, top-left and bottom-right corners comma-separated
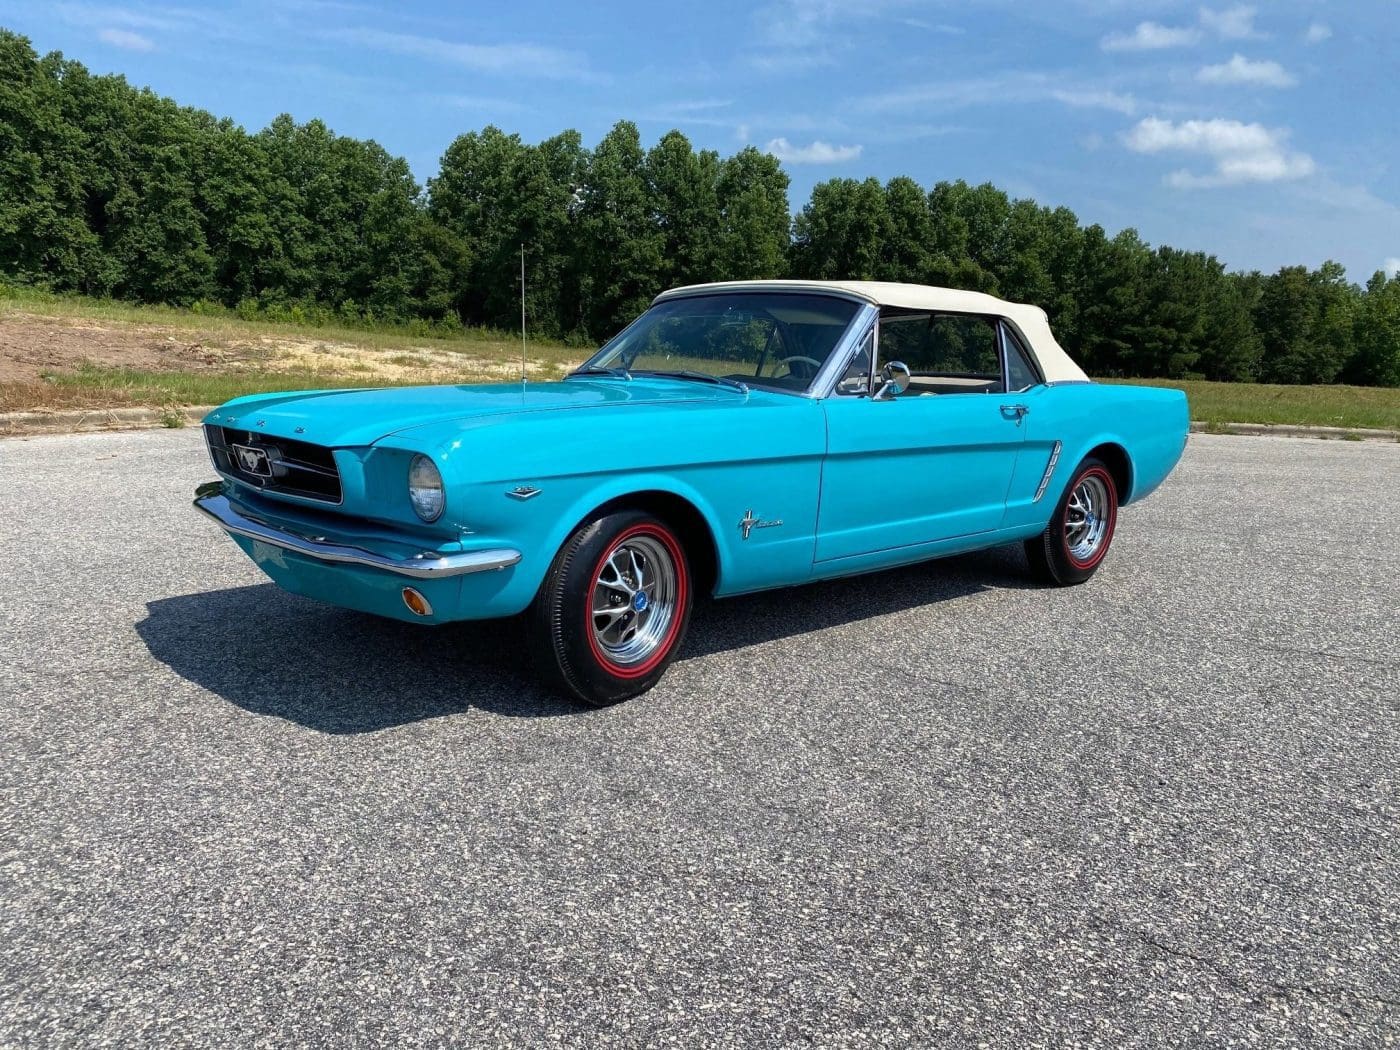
(408, 454, 445, 522)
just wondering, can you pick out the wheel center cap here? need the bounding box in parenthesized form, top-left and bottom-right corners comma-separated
(632, 592, 649, 613)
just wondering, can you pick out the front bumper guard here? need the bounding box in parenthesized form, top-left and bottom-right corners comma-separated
(193, 484, 521, 580)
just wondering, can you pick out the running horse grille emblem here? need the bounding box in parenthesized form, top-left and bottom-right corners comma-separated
(231, 444, 273, 477)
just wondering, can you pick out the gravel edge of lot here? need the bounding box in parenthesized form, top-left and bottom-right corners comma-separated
(0, 405, 209, 435)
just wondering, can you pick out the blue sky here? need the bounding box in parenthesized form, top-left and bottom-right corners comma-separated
(3, 0, 1398, 281)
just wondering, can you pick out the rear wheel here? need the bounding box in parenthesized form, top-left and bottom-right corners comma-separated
(528, 510, 693, 705)
(1025, 457, 1119, 586)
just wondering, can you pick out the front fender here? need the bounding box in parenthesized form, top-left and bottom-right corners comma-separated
(484, 450, 825, 612)
(384, 395, 828, 615)
(538, 472, 734, 594)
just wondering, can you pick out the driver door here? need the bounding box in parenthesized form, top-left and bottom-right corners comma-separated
(815, 312, 1031, 563)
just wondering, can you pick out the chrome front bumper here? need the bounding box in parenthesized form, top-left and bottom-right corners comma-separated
(193, 484, 521, 580)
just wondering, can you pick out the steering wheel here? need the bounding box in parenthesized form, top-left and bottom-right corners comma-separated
(774, 355, 823, 378)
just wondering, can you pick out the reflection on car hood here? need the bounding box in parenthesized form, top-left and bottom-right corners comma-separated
(205, 378, 753, 447)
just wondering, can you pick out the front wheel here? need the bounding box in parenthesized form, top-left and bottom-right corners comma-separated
(1025, 457, 1119, 586)
(528, 510, 693, 705)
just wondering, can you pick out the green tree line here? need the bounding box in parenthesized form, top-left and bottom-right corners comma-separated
(2, 29, 1397, 385)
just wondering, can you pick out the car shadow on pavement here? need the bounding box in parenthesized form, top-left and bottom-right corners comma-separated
(137, 544, 1034, 733)
(683, 543, 1033, 660)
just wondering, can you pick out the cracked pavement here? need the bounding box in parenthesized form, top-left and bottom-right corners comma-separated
(1, 429, 1397, 1047)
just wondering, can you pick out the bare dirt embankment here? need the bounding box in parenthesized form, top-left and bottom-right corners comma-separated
(0, 306, 579, 426)
(0, 311, 230, 384)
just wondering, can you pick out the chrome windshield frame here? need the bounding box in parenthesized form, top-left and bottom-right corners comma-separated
(809, 302, 880, 399)
(572, 291, 878, 399)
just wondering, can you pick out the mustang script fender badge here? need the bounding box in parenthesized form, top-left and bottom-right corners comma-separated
(739, 509, 783, 540)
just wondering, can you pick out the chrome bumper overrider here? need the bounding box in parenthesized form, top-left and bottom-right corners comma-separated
(193, 484, 521, 579)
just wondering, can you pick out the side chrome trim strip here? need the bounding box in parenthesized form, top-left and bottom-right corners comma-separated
(1033, 441, 1063, 503)
(193, 484, 521, 579)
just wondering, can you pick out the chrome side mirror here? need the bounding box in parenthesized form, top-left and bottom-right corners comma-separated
(874, 360, 911, 400)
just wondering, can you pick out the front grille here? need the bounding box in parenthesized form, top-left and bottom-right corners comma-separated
(204, 425, 343, 504)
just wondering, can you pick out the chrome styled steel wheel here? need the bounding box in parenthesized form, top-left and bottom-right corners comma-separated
(590, 533, 679, 669)
(1064, 472, 1112, 565)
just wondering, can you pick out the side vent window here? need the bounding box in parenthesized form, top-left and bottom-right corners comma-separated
(1002, 325, 1042, 393)
(835, 326, 875, 396)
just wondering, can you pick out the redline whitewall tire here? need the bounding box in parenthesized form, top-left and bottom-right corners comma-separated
(1025, 457, 1119, 586)
(528, 510, 693, 705)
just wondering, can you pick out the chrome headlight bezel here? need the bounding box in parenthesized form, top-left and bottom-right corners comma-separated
(407, 454, 445, 523)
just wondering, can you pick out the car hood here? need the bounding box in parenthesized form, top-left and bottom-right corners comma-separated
(205, 379, 755, 447)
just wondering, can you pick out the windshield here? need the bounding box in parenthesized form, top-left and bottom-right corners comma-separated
(576, 293, 864, 394)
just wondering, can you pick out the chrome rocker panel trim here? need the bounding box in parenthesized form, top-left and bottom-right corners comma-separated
(193, 484, 521, 579)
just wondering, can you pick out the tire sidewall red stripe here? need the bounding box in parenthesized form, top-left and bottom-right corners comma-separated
(584, 523, 688, 680)
(1063, 465, 1118, 570)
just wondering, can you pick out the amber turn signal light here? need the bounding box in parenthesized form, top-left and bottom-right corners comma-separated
(401, 587, 433, 617)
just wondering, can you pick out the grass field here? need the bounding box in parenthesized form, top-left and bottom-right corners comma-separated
(2, 289, 1397, 432)
(1103, 378, 1400, 432)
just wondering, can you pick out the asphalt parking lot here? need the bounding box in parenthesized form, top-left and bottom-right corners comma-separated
(1, 429, 1397, 1047)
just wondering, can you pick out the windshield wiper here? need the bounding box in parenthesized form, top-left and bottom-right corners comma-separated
(567, 364, 632, 380)
(634, 370, 749, 393)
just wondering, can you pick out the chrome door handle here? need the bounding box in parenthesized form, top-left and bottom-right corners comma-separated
(1001, 403, 1030, 421)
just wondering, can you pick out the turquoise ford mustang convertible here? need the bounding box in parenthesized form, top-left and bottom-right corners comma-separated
(194, 280, 1189, 704)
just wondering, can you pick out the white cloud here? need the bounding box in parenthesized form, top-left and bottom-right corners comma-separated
(1199, 5, 1260, 40)
(1124, 117, 1315, 188)
(1127, 117, 1273, 155)
(900, 19, 964, 34)
(1384, 258, 1400, 278)
(747, 50, 832, 74)
(1304, 22, 1332, 44)
(55, 3, 234, 35)
(861, 74, 1027, 112)
(1197, 54, 1296, 88)
(1102, 21, 1201, 51)
(1102, 5, 1262, 52)
(757, 0, 840, 47)
(98, 27, 155, 51)
(749, 1, 962, 72)
(748, 0, 847, 71)
(663, 99, 734, 114)
(54, 3, 176, 30)
(764, 137, 862, 164)
(1051, 89, 1138, 115)
(861, 73, 1139, 116)
(324, 28, 588, 78)
(438, 94, 528, 114)
(862, 123, 966, 145)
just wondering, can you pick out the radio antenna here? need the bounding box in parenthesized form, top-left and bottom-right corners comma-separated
(520, 244, 527, 385)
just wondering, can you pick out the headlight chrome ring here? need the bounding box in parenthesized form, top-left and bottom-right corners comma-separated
(408, 454, 445, 523)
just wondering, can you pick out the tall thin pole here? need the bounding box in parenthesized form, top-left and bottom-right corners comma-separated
(520, 245, 527, 385)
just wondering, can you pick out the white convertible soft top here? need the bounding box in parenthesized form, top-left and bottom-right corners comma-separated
(655, 280, 1090, 384)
